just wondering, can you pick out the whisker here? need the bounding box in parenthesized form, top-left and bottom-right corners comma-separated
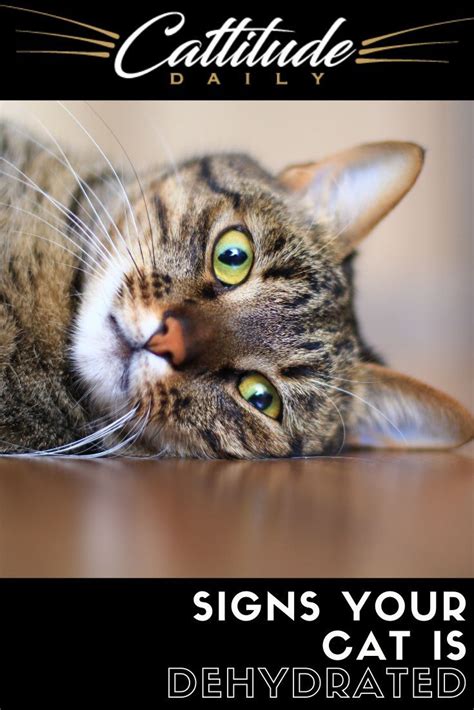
(142, 110, 184, 189)
(118, 158, 133, 246)
(0, 193, 108, 276)
(25, 407, 138, 456)
(315, 371, 392, 385)
(84, 428, 143, 458)
(6, 124, 138, 264)
(0, 5, 120, 39)
(358, 40, 458, 55)
(0, 160, 115, 267)
(362, 17, 474, 47)
(9, 122, 133, 209)
(57, 102, 144, 273)
(16, 50, 110, 58)
(16, 29, 116, 49)
(311, 213, 357, 259)
(4, 177, 112, 262)
(96, 406, 150, 458)
(85, 101, 155, 268)
(0, 169, 111, 274)
(356, 58, 449, 64)
(33, 116, 137, 274)
(82, 400, 132, 427)
(1, 408, 138, 458)
(313, 378, 406, 444)
(10, 228, 106, 280)
(53, 261, 92, 277)
(302, 168, 360, 259)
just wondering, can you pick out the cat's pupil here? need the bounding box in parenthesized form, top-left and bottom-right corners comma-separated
(218, 247, 247, 267)
(249, 391, 273, 411)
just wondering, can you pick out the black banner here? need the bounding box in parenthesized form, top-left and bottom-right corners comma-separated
(0, 1, 473, 99)
(0, 579, 472, 708)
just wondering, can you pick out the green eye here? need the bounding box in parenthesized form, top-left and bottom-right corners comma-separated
(213, 228, 254, 286)
(238, 373, 282, 420)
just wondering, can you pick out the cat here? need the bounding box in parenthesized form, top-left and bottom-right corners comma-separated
(0, 119, 472, 458)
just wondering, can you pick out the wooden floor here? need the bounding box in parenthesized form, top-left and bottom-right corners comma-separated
(0, 449, 472, 577)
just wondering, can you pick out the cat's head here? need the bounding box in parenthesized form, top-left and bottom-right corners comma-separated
(71, 142, 474, 457)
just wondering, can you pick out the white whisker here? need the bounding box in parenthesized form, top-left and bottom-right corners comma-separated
(315, 371, 382, 385)
(313, 378, 406, 444)
(16, 407, 138, 457)
(9, 122, 129, 207)
(83, 101, 154, 266)
(97, 405, 151, 458)
(142, 110, 184, 188)
(0, 198, 108, 278)
(56, 102, 144, 272)
(33, 116, 137, 274)
(10, 229, 106, 280)
(0, 161, 114, 269)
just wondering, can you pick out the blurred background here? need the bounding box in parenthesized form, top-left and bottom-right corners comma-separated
(0, 101, 472, 408)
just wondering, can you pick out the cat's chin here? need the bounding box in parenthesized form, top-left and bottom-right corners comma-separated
(72, 334, 173, 418)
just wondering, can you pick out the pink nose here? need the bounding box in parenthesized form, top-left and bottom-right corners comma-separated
(145, 316, 186, 367)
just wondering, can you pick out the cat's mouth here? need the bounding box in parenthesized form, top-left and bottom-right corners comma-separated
(108, 314, 135, 392)
(108, 313, 172, 394)
(109, 314, 134, 363)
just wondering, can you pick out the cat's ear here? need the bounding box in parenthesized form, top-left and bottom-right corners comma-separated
(346, 363, 474, 450)
(278, 141, 424, 259)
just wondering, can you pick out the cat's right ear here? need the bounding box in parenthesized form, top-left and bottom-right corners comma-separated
(278, 141, 424, 259)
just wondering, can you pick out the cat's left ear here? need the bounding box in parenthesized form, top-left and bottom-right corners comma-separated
(279, 141, 424, 259)
(346, 363, 474, 450)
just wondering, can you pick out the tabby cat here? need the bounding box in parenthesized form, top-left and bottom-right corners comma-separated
(0, 119, 472, 458)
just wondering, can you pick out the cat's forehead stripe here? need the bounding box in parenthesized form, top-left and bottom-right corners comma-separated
(154, 194, 169, 243)
(199, 157, 243, 209)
